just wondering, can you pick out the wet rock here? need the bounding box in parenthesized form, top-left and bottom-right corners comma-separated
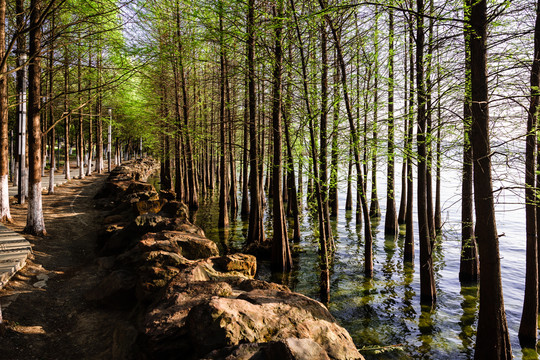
(85, 270, 137, 309)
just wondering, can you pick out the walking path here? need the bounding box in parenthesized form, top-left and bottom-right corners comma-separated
(1, 164, 89, 290)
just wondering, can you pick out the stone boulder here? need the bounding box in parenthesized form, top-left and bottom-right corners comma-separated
(144, 231, 219, 260)
(201, 338, 331, 360)
(185, 290, 362, 360)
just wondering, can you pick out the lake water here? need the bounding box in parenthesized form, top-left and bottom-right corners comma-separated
(191, 155, 538, 360)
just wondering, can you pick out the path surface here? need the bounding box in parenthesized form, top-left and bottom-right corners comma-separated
(0, 172, 130, 359)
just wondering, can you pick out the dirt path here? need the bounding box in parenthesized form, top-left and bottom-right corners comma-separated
(0, 174, 131, 360)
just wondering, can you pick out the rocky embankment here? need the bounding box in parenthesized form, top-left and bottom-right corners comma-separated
(89, 159, 363, 360)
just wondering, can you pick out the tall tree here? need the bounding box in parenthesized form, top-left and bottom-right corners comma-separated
(518, 0, 540, 347)
(25, 0, 46, 236)
(384, 3, 398, 236)
(270, 0, 292, 272)
(470, 0, 512, 357)
(460, 0, 479, 283)
(247, 0, 265, 244)
(218, 3, 229, 228)
(0, 0, 10, 222)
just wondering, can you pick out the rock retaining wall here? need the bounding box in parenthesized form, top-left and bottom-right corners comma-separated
(89, 159, 363, 360)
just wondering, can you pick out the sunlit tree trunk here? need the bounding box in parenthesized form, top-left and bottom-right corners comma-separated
(270, 0, 292, 272)
(218, 4, 229, 228)
(404, 20, 415, 263)
(385, 4, 398, 236)
(460, 0, 479, 283)
(470, 0, 512, 357)
(247, 0, 265, 244)
(64, 47, 71, 181)
(25, 0, 46, 236)
(0, 0, 11, 222)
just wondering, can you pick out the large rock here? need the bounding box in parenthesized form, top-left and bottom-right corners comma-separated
(186, 290, 362, 360)
(201, 338, 331, 360)
(142, 274, 362, 360)
(144, 231, 219, 260)
(176, 254, 257, 283)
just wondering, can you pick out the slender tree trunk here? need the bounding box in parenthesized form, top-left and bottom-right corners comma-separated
(405, 20, 415, 263)
(345, 142, 353, 211)
(416, 0, 436, 306)
(471, 0, 512, 357)
(329, 52, 339, 218)
(25, 0, 46, 236)
(87, 52, 93, 177)
(48, 36, 55, 195)
(0, 0, 10, 222)
(370, 12, 381, 218)
(241, 78, 250, 217)
(319, 0, 373, 277)
(218, 6, 229, 228)
(385, 4, 398, 235)
(64, 48, 71, 181)
(247, 0, 265, 244)
(319, 21, 332, 245)
(291, 0, 329, 300)
(270, 0, 292, 272)
(518, 0, 540, 347)
(78, 38, 84, 179)
(460, 0, 479, 283)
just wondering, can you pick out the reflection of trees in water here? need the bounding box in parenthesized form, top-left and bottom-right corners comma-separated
(459, 284, 478, 360)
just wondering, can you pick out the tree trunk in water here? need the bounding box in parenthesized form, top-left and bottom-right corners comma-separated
(518, 0, 540, 347)
(241, 78, 250, 217)
(218, 6, 229, 228)
(319, 0, 373, 277)
(329, 53, 339, 219)
(460, 0, 479, 283)
(385, 4, 398, 236)
(319, 22, 332, 246)
(471, 0, 512, 357)
(291, 0, 329, 301)
(270, 0, 292, 272)
(0, 0, 10, 222)
(416, 0, 436, 306)
(404, 21, 415, 263)
(25, 0, 46, 236)
(247, 0, 265, 244)
(370, 12, 381, 218)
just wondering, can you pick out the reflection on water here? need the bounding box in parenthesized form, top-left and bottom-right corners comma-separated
(147, 163, 539, 359)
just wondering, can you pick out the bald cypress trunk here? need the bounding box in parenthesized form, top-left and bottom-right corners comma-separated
(471, 0, 512, 357)
(25, 0, 46, 236)
(385, 4, 398, 236)
(0, 0, 11, 222)
(518, 0, 540, 347)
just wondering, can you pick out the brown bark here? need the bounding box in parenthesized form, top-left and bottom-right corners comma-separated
(270, 0, 292, 272)
(460, 0, 479, 283)
(24, 0, 46, 236)
(247, 0, 265, 244)
(518, 0, 540, 347)
(416, 0, 436, 306)
(471, 0, 512, 357)
(385, 4, 398, 236)
(0, 0, 10, 222)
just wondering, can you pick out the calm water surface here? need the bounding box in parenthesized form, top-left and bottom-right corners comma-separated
(189, 160, 538, 360)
